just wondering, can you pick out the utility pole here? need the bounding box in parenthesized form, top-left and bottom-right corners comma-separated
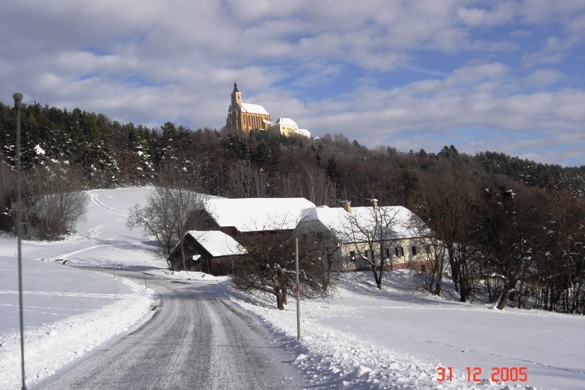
(295, 237, 301, 340)
(14, 92, 26, 390)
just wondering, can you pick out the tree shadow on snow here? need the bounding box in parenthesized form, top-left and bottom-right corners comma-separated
(333, 271, 467, 307)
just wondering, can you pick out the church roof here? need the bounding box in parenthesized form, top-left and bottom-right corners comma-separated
(241, 102, 270, 116)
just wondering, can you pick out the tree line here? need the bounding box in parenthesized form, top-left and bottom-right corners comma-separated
(1, 101, 584, 313)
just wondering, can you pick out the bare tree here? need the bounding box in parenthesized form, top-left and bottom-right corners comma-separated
(232, 224, 327, 310)
(20, 160, 88, 240)
(471, 182, 544, 310)
(127, 185, 206, 269)
(337, 203, 402, 290)
(411, 161, 484, 300)
(299, 230, 341, 292)
(0, 161, 16, 231)
(298, 165, 335, 206)
(535, 187, 585, 313)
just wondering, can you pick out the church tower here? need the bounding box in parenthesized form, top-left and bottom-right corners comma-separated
(231, 81, 242, 106)
(226, 81, 241, 130)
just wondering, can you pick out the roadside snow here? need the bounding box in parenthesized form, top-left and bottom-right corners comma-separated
(0, 187, 162, 389)
(0, 276, 154, 388)
(228, 271, 585, 389)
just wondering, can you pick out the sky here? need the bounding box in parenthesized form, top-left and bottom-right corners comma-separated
(1, 1, 585, 166)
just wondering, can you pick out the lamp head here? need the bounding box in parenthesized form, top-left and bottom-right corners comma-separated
(13, 93, 23, 109)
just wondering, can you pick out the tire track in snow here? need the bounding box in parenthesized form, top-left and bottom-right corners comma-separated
(90, 191, 127, 217)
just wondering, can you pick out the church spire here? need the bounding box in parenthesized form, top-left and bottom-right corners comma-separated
(233, 80, 239, 93)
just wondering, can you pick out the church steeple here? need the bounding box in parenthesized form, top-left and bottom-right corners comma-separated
(231, 80, 242, 106)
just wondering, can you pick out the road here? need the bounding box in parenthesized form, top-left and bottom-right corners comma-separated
(33, 270, 305, 389)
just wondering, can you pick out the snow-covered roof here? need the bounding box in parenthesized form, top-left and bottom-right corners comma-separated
(299, 205, 429, 243)
(298, 129, 311, 138)
(205, 197, 315, 232)
(241, 103, 270, 116)
(274, 117, 298, 127)
(186, 230, 247, 257)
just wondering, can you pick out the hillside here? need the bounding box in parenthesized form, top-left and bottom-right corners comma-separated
(2, 102, 585, 316)
(0, 187, 583, 389)
(2, 101, 585, 199)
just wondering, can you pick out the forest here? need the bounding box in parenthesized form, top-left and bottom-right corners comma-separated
(1, 101, 585, 314)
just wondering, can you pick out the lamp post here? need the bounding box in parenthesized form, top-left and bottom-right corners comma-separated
(14, 92, 26, 390)
(295, 237, 301, 341)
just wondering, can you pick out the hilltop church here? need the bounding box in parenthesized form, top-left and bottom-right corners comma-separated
(225, 81, 272, 132)
(225, 81, 310, 138)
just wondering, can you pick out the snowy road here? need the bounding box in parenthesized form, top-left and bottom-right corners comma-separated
(33, 270, 304, 390)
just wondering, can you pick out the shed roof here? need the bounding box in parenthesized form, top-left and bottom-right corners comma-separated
(186, 230, 247, 257)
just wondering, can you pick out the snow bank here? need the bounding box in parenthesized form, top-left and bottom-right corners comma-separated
(228, 271, 584, 389)
(0, 277, 155, 389)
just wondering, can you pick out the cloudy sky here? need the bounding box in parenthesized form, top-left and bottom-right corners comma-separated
(1, 1, 585, 166)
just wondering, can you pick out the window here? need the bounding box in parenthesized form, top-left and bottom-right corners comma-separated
(349, 251, 356, 261)
(365, 249, 373, 260)
(411, 246, 417, 256)
(395, 246, 404, 257)
(425, 245, 431, 255)
(383, 247, 390, 258)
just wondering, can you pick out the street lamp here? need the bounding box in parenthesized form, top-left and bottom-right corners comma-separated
(14, 92, 26, 390)
(295, 237, 301, 341)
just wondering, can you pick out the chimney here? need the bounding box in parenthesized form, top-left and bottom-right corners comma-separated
(370, 198, 378, 208)
(341, 200, 352, 213)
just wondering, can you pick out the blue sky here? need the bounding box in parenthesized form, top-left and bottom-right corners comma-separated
(1, 1, 584, 166)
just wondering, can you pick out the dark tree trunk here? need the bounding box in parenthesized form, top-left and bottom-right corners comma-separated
(274, 287, 285, 310)
(496, 279, 516, 310)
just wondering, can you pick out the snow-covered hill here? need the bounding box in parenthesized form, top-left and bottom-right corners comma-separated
(1, 187, 584, 389)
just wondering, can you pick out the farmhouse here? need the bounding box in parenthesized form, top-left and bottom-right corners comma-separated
(170, 195, 432, 275)
(170, 197, 316, 275)
(296, 200, 433, 272)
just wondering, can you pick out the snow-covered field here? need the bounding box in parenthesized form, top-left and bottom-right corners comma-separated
(1, 187, 584, 389)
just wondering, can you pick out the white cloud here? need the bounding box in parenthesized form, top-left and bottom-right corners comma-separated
(1, 0, 585, 165)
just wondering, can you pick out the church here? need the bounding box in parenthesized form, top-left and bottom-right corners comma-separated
(225, 81, 272, 132)
(225, 81, 311, 138)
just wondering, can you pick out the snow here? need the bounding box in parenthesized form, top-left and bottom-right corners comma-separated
(1, 187, 584, 389)
(275, 117, 299, 127)
(205, 197, 315, 232)
(240, 102, 270, 115)
(229, 272, 585, 389)
(186, 230, 247, 257)
(33, 145, 45, 156)
(298, 128, 311, 138)
(300, 204, 428, 242)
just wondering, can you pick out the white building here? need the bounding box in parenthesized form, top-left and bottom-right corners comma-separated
(296, 201, 433, 272)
